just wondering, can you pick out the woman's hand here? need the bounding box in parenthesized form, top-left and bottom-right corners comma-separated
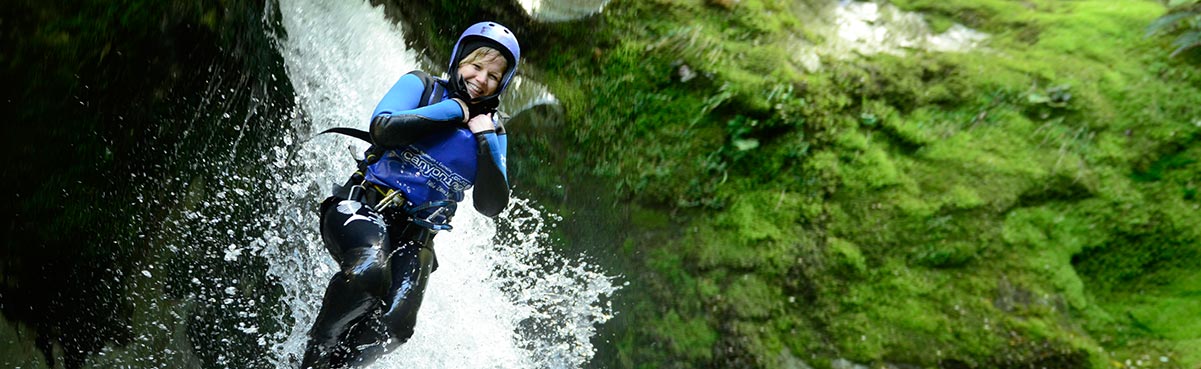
(467, 113, 496, 133)
(453, 96, 499, 119)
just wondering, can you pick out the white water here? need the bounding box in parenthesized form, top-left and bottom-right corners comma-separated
(792, 0, 989, 72)
(260, 1, 619, 368)
(828, 1, 988, 54)
(516, 0, 610, 22)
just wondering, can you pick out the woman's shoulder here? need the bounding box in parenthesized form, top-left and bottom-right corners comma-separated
(398, 70, 450, 90)
(403, 69, 431, 78)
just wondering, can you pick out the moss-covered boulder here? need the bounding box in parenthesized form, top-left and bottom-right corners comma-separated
(496, 0, 1201, 367)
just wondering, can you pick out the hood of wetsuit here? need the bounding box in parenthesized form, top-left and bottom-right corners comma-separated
(446, 22, 521, 105)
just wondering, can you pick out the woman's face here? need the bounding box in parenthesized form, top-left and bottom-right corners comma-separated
(458, 52, 507, 99)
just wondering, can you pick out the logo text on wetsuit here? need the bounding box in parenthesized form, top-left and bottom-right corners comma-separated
(400, 148, 471, 197)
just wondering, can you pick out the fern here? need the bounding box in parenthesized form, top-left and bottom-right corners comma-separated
(1147, 0, 1201, 58)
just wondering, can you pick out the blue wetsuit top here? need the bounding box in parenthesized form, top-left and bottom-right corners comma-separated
(364, 71, 510, 218)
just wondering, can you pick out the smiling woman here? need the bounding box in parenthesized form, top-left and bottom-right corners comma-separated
(458, 47, 508, 99)
(269, 1, 619, 366)
(300, 21, 524, 369)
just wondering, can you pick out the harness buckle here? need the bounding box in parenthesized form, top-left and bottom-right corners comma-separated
(369, 187, 456, 232)
(407, 200, 457, 232)
(347, 184, 366, 202)
(375, 189, 405, 211)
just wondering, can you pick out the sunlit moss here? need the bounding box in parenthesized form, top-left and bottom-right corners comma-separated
(825, 237, 866, 278)
(530, 0, 1201, 367)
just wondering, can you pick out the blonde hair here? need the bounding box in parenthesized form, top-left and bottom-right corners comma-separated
(458, 47, 508, 71)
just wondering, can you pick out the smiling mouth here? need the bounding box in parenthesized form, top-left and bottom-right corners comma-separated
(465, 82, 483, 98)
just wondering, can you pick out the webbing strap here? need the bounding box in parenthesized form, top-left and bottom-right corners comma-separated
(317, 71, 442, 145)
(318, 127, 372, 143)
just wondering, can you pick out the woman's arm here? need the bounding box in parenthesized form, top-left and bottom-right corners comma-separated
(467, 114, 509, 217)
(369, 72, 469, 149)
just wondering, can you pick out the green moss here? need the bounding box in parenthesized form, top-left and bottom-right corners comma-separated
(647, 245, 695, 292)
(652, 310, 719, 362)
(630, 205, 673, 230)
(690, 191, 807, 273)
(913, 241, 979, 268)
(0, 318, 52, 369)
(533, 0, 1201, 367)
(725, 274, 783, 319)
(826, 237, 866, 278)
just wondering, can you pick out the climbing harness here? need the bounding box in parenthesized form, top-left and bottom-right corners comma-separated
(314, 70, 458, 232)
(359, 181, 457, 232)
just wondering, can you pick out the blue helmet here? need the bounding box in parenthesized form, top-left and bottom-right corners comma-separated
(447, 22, 521, 100)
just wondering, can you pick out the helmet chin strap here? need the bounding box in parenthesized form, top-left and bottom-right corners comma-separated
(451, 74, 500, 105)
(450, 74, 471, 101)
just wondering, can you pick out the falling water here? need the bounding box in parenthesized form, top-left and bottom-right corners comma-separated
(791, 0, 990, 71)
(516, 0, 611, 22)
(258, 0, 619, 368)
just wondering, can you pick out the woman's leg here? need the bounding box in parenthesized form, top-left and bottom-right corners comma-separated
(379, 242, 435, 341)
(343, 226, 436, 366)
(301, 199, 393, 369)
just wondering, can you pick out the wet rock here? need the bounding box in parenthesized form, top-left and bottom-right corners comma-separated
(832, 358, 871, 369)
(776, 350, 815, 369)
(677, 63, 697, 82)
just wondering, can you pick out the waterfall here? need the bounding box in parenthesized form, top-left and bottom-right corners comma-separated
(259, 0, 619, 368)
(516, 0, 611, 21)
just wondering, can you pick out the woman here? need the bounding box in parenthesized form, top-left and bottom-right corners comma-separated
(301, 21, 519, 368)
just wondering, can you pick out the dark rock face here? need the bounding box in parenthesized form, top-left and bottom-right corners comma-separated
(1, 0, 294, 367)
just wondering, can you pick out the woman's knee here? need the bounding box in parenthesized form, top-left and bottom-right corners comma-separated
(384, 315, 418, 342)
(340, 247, 392, 295)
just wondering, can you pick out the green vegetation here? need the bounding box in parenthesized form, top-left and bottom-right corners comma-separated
(518, 0, 1201, 367)
(1147, 0, 1201, 58)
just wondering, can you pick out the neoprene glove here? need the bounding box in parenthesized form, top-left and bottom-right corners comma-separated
(451, 76, 500, 118)
(467, 97, 499, 117)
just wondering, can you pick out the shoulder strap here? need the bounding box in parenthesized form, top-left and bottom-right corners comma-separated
(410, 70, 441, 108)
(428, 81, 447, 106)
